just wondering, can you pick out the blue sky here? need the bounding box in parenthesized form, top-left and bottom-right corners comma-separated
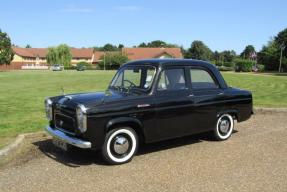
(0, 0, 286, 53)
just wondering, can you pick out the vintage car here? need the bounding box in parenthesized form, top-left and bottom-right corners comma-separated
(45, 59, 253, 164)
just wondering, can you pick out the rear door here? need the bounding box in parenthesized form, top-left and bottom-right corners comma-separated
(187, 67, 224, 133)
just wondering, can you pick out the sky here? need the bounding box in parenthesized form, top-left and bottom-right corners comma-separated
(0, 0, 286, 53)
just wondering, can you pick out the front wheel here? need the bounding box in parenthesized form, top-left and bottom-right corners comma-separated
(214, 114, 234, 141)
(102, 127, 138, 165)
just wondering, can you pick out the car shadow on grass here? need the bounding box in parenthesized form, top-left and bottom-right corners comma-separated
(33, 130, 238, 167)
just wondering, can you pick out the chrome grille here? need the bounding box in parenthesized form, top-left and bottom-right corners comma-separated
(54, 113, 76, 134)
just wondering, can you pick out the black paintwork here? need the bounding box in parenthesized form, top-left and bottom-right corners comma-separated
(48, 59, 253, 149)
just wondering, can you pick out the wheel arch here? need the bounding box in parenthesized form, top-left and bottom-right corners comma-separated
(217, 109, 239, 121)
(106, 117, 145, 143)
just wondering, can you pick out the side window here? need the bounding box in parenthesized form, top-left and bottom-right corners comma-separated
(190, 69, 218, 89)
(157, 68, 186, 91)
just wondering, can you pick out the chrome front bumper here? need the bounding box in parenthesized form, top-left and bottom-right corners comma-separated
(45, 126, 91, 149)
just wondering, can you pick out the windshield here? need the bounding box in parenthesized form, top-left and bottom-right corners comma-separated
(109, 65, 156, 94)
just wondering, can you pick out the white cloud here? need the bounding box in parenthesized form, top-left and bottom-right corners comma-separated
(114, 5, 141, 11)
(59, 5, 93, 13)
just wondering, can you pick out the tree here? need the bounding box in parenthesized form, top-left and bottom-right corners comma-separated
(118, 44, 124, 49)
(185, 40, 213, 61)
(98, 52, 128, 70)
(57, 44, 72, 67)
(138, 40, 178, 48)
(221, 50, 236, 62)
(46, 44, 72, 67)
(240, 45, 256, 59)
(0, 29, 14, 65)
(102, 43, 118, 51)
(257, 39, 281, 71)
(46, 47, 58, 65)
(25, 44, 31, 48)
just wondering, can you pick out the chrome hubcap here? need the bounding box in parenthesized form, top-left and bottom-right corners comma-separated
(113, 136, 129, 155)
(219, 119, 230, 134)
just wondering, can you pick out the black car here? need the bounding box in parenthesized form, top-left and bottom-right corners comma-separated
(45, 59, 253, 164)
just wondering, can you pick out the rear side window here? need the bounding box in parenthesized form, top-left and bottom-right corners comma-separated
(190, 69, 218, 89)
(157, 68, 186, 91)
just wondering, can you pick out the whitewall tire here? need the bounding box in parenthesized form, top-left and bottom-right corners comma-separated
(214, 114, 234, 141)
(102, 127, 138, 165)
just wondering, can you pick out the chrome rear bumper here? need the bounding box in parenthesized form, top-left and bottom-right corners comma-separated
(45, 126, 91, 149)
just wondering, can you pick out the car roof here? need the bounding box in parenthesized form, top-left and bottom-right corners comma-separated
(124, 58, 214, 68)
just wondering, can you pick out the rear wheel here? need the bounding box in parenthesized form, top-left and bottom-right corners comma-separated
(214, 114, 234, 141)
(102, 127, 138, 165)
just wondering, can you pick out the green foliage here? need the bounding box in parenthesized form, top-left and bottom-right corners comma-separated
(234, 59, 255, 72)
(256, 64, 265, 72)
(46, 44, 72, 67)
(0, 29, 14, 65)
(25, 44, 31, 48)
(98, 52, 129, 70)
(257, 40, 281, 71)
(218, 66, 234, 71)
(138, 40, 178, 48)
(240, 45, 256, 59)
(185, 40, 213, 61)
(76, 61, 92, 69)
(223, 62, 235, 67)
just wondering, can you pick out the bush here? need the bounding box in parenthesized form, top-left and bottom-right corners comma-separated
(218, 66, 234, 71)
(234, 59, 255, 72)
(76, 61, 92, 69)
(257, 64, 265, 72)
(98, 52, 129, 70)
(215, 61, 223, 66)
(223, 62, 234, 67)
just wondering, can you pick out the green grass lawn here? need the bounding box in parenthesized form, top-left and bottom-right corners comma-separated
(0, 70, 286, 148)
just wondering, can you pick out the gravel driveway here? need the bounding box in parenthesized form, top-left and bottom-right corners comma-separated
(0, 113, 286, 192)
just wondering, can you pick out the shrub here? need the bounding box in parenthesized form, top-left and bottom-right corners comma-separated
(76, 61, 92, 69)
(234, 59, 255, 72)
(223, 62, 234, 67)
(215, 61, 224, 66)
(98, 52, 129, 70)
(257, 64, 265, 72)
(218, 66, 234, 71)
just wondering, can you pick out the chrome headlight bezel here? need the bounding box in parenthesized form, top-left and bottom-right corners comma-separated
(76, 104, 87, 133)
(45, 98, 53, 121)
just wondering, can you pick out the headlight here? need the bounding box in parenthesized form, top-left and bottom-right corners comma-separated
(76, 104, 87, 133)
(45, 98, 53, 121)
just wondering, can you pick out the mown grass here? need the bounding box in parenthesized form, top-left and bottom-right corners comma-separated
(0, 70, 286, 148)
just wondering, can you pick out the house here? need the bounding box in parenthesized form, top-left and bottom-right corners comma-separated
(0, 47, 183, 70)
(122, 47, 183, 60)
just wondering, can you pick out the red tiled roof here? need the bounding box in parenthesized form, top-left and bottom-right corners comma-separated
(122, 47, 183, 60)
(12, 47, 94, 59)
(70, 48, 93, 58)
(12, 47, 34, 58)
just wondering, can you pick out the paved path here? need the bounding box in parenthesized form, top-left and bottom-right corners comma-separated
(0, 113, 286, 192)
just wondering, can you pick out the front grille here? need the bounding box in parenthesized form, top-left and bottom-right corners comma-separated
(54, 113, 76, 134)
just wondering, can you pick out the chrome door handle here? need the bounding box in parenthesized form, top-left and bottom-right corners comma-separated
(137, 104, 150, 108)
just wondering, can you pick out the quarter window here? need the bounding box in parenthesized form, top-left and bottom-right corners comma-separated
(190, 69, 218, 89)
(157, 68, 186, 91)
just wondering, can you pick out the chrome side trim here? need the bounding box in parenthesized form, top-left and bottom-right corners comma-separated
(45, 126, 91, 149)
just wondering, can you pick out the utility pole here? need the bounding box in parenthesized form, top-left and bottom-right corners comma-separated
(279, 43, 285, 72)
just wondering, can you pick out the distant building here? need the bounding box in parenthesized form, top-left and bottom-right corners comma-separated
(0, 47, 183, 70)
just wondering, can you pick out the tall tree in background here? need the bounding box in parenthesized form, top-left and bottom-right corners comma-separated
(240, 45, 256, 59)
(57, 44, 72, 67)
(46, 47, 58, 65)
(25, 44, 31, 48)
(46, 44, 72, 67)
(0, 29, 14, 65)
(185, 41, 212, 61)
(102, 43, 118, 51)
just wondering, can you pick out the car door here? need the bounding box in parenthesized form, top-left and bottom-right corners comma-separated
(152, 66, 193, 142)
(186, 67, 224, 133)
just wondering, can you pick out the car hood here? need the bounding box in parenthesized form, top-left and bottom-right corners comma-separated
(54, 89, 131, 110)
